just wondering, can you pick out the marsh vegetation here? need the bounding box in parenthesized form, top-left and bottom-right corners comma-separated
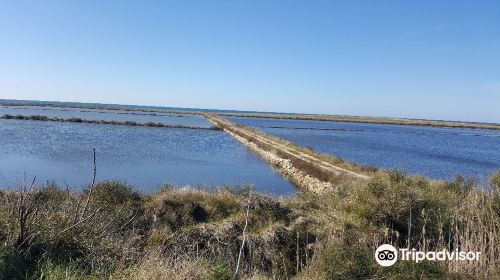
(0, 170, 498, 279)
(1, 104, 498, 279)
(2, 101, 498, 130)
(1, 114, 221, 130)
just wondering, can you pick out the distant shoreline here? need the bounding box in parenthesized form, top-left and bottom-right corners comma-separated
(217, 112, 500, 130)
(2, 100, 499, 131)
(0, 114, 221, 130)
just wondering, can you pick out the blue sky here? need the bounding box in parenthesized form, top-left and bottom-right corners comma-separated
(1, 0, 499, 122)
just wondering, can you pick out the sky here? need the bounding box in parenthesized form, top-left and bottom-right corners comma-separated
(1, 0, 499, 122)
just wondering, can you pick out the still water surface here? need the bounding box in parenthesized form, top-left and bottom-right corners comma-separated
(0, 118, 295, 194)
(228, 117, 500, 185)
(0, 106, 212, 128)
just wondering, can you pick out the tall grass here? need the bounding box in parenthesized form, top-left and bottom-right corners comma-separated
(0, 171, 498, 279)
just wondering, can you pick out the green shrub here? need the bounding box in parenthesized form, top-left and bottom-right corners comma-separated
(314, 243, 375, 280)
(349, 171, 454, 247)
(0, 244, 38, 280)
(250, 196, 293, 228)
(36, 262, 90, 280)
(88, 181, 141, 207)
(205, 193, 240, 220)
(34, 182, 71, 209)
(377, 260, 460, 280)
(210, 258, 231, 280)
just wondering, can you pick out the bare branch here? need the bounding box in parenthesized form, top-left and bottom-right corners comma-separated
(60, 207, 101, 235)
(81, 148, 97, 219)
(98, 204, 125, 237)
(72, 195, 84, 224)
(235, 198, 251, 276)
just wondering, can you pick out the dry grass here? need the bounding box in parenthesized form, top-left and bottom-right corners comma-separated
(0, 171, 499, 279)
(0, 183, 312, 279)
(111, 251, 213, 280)
(248, 126, 378, 176)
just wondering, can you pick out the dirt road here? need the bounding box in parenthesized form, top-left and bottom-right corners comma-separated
(205, 114, 369, 193)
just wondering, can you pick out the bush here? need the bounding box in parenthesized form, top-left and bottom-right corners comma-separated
(491, 171, 500, 192)
(349, 170, 453, 247)
(124, 121, 138, 126)
(30, 115, 49, 121)
(312, 243, 376, 280)
(0, 244, 39, 280)
(36, 262, 88, 280)
(377, 260, 458, 280)
(0, 172, 498, 279)
(209, 258, 231, 280)
(88, 181, 142, 207)
(145, 122, 160, 127)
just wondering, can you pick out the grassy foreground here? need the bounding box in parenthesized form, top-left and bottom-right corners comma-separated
(0, 171, 499, 279)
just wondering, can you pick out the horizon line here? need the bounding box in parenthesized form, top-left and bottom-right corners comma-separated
(1, 98, 498, 126)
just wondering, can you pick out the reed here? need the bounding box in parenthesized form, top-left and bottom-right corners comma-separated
(0, 171, 498, 279)
(1, 114, 221, 130)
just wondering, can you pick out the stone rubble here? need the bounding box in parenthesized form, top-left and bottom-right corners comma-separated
(226, 129, 332, 194)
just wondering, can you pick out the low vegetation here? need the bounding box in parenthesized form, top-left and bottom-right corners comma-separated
(1, 114, 221, 130)
(2, 101, 498, 130)
(0, 170, 498, 279)
(248, 125, 378, 175)
(218, 113, 500, 131)
(0, 102, 201, 116)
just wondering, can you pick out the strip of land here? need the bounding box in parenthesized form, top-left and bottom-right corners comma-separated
(2, 101, 499, 130)
(216, 112, 500, 130)
(0, 107, 499, 279)
(0, 102, 202, 115)
(205, 114, 372, 193)
(1, 114, 221, 130)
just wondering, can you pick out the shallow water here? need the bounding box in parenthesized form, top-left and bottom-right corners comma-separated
(0, 118, 296, 195)
(228, 117, 500, 185)
(0, 105, 212, 128)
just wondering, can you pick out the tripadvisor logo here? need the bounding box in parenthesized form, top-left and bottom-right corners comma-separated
(375, 244, 481, 267)
(375, 244, 398, 266)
